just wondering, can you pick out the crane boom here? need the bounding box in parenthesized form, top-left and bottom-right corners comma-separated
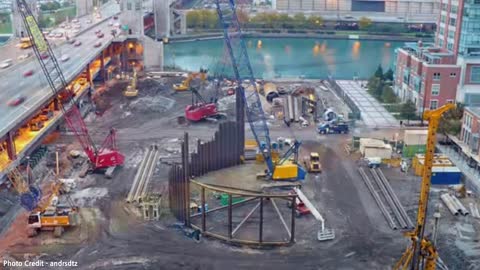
(395, 103, 455, 270)
(16, 0, 124, 170)
(215, 0, 274, 173)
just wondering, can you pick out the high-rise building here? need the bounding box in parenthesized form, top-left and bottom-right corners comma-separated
(394, 0, 480, 112)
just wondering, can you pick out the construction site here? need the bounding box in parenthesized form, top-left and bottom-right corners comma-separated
(0, 1, 479, 270)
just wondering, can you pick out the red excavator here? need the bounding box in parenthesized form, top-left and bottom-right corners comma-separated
(185, 87, 219, 122)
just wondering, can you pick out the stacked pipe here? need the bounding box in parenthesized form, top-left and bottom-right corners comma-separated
(440, 194, 459, 216)
(126, 145, 159, 203)
(449, 194, 469, 216)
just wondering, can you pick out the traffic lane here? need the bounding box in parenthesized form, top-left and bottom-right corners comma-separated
(0, 34, 115, 133)
(0, 1, 119, 70)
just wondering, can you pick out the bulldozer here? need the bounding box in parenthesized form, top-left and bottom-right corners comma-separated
(304, 152, 322, 173)
(123, 69, 139, 97)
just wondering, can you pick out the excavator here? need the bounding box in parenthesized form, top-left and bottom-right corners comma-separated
(185, 86, 219, 122)
(394, 103, 455, 270)
(123, 69, 139, 97)
(173, 69, 208, 91)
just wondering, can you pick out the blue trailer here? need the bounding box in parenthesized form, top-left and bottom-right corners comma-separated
(431, 166, 462, 185)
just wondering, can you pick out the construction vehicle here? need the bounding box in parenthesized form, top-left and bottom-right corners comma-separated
(173, 69, 208, 91)
(303, 152, 322, 173)
(287, 192, 311, 217)
(216, 0, 306, 181)
(29, 118, 44, 131)
(17, 0, 125, 178)
(124, 69, 139, 97)
(185, 87, 219, 122)
(317, 122, 349, 134)
(394, 103, 455, 270)
(27, 181, 79, 237)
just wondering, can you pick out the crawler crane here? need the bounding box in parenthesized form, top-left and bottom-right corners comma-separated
(16, 0, 125, 178)
(394, 103, 455, 270)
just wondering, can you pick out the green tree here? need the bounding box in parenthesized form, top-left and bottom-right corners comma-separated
(381, 85, 397, 103)
(400, 100, 417, 120)
(438, 103, 464, 135)
(374, 65, 384, 79)
(307, 15, 323, 29)
(359, 16, 372, 30)
(367, 76, 384, 98)
(384, 68, 394, 81)
(293, 13, 306, 28)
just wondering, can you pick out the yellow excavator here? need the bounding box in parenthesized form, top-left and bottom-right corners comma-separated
(173, 69, 208, 91)
(394, 103, 455, 270)
(124, 69, 139, 97)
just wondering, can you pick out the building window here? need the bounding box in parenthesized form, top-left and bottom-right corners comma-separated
(127, 2, 132, 10)
(441, 15, 447, 23)
(438, 39, 444, 47)
(449, 18, 457, 26)
(433, 72, 441, 80)
(471, 66, 480, 82)
(450, 72, 457, 77)
(446, 99, 454, 104)
(135, 1, 141, 10)
(431, 84, 440, 96)
(442, 3, 448, 11)
(451, 5, 458, 13)
(448, 30, 455, 39)
(430, 100, 438, 109)
(447, 42, 454, 50)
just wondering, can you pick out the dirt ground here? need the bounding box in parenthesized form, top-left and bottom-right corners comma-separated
(0, 76, 478, 270)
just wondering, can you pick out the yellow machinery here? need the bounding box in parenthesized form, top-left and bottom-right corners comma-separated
(173, 69, 208, 91)
(394, 103, 455, 270)
(124, 69, 139, 97)
(27, 152, 79, 237)
(304, 152, 322, 173)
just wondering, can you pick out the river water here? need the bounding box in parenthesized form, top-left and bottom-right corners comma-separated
(164, 37, 404, 80)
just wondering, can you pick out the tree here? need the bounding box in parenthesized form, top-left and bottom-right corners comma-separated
(381, 85, 397, 103)
(374, 65, 384, 79)
(293, 13, 306, 28)
(367, 76, 384, 98)
(307, 15, 323, 29)
(438, 103, 465, 135)
(359, 16, 372, 30)
(384, 68, 394, 81)
(400, 100, 417, 120)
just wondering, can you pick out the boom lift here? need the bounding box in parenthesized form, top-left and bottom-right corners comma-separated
(215, 0, 306, 180)
(17, 0, 125, 178)
(394, 103, 455, 270)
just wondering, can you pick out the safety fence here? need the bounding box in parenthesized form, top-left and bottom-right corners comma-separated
(327, 76, 361, 120)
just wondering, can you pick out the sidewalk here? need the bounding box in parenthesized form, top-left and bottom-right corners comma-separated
(336, 80, 398, 128)
(437, 144, 480, 194)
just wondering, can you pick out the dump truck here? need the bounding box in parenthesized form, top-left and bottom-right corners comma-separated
(304, 152, 322, 173)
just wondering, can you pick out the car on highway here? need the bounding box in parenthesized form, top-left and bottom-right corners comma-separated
(113, 16, 118, 20)
(74, 40, 82, 47)
(40, 52, 49, 59)
(48, 32, 56, 38)
(7, 95, 26, 107)
(55, 33, 63, 38)
(0, 59, 12, 69)
(18, 53, 31, 61)
(97, 32, 104, 38)
(114, 22, 120, 28)
(94, 42, 102, 48)
(86, 19, 92, 24)
(72, 19, 79, 23)
(61, 55, 70, 62)
(68, 38, 76, 44)
(73, 24, 81, 29)
(108, 21, 113, 26)
(72, 29, 81, 34)
(95, 29, 101, 34)
(64, 24, 72, 29)
(23, 69, 34, 77)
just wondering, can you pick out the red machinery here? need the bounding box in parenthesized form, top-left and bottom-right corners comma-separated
(185, 87, 219, 122)
(17, 0, 124, 175)
(287, 192, 311, 217)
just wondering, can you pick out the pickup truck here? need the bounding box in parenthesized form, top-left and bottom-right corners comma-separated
(317, 122, 349, 134)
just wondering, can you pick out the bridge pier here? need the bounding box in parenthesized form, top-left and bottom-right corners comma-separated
(100, 51, 106, 82)
(6, 132, 16, 161)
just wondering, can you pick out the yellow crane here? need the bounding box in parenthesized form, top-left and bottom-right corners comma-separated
(394, 103, 455, 270)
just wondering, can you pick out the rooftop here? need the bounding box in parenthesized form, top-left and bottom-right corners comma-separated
(400, 42, 455, 64)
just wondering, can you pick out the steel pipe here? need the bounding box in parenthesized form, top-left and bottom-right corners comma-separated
(370, 168, 407, 229)
(126, 146, 153, 203)
(376, 169, 415, 229)
(271, 198, 291, 239)
(450, 194, 469, 216)
(141, 145, 160, 200)
(440, 193, 459, 216)
(358, 168, 397, 230)
(232, 202, 260, 237)
(134, 145, 158, 202)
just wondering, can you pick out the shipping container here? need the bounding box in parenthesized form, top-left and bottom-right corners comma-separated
(402, 144, 427, 158)
(431, 167, 462, 185)
(404, 130, 428, 145)
(364, 146, 392, 159)
(413, 157, 454, 176)
(359, 138, 386, 155)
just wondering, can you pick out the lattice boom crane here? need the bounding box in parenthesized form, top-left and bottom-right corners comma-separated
(16, 0, 124, 175)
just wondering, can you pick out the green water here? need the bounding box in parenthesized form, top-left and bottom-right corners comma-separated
(164, 37, 403, 79)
